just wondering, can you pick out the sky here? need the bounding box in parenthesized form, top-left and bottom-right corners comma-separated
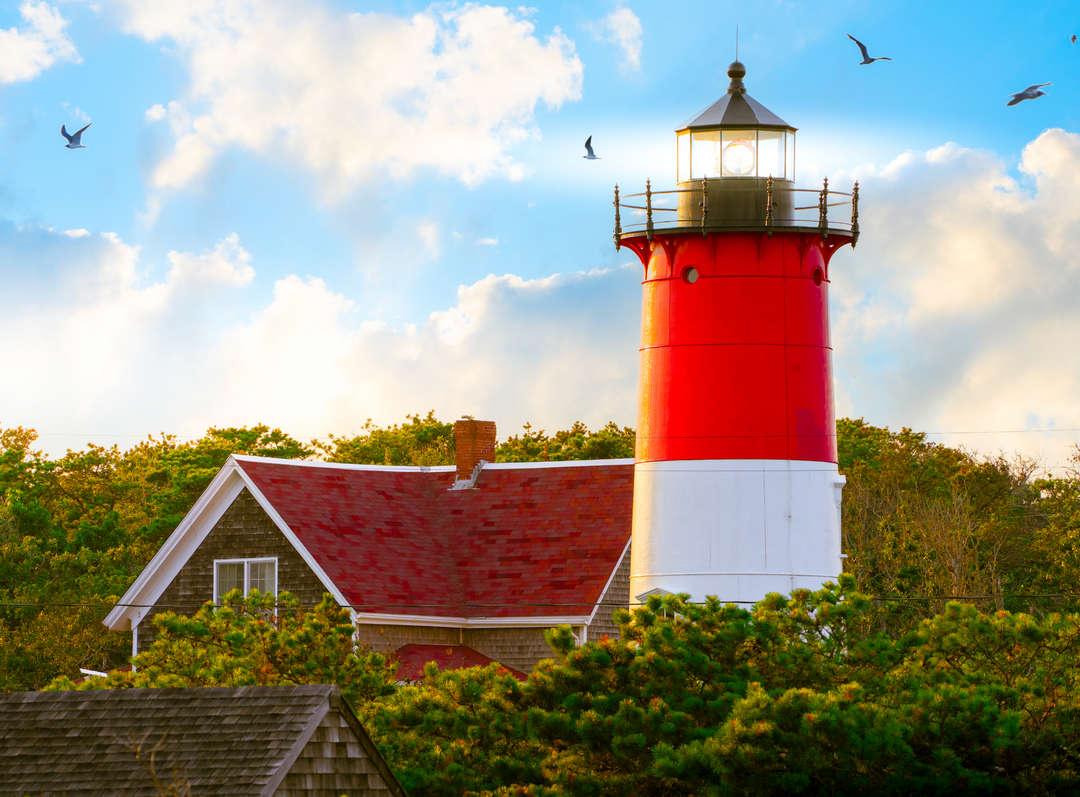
(1, 0, 1079, 473)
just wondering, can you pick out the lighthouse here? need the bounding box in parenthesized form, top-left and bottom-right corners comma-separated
(616, 61, 859, 606)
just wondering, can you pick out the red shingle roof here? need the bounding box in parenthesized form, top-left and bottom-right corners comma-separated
(236, 458, 634, 620)
(393, 644, 528, 682)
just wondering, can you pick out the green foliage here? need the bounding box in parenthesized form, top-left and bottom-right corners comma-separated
(316, 413, 637, 466)
(317, 411, 455, 466)
(49, 591, 398, 707)
(365, 581, 1080, 797)
(495, 421, 635, 462)
(837, 418, 1047, 632)
(0, 423, 313, 690)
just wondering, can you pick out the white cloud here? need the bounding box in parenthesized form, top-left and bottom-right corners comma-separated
(164, 232, 254, 289)
(119, 0, 583, 200)
(0, 1, 80, 83)
(214, 266, 642, 439)
(416, 223, 441, 259)
(0, 219, 641, 453)
(587, 4, 642, 72)
(831, 128, 1080, 471)
(0, 225, 256, 436)
(476, 236, 499, 246)
(62, 103, 91, 124)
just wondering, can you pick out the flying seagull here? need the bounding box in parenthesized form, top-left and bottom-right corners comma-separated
(61, 122, 92, 149)
(583, 136, 600, 160)
(847, 34, 892, 64)
(1006, 83, 1051, 106)
(1072, 34, 1077, 44)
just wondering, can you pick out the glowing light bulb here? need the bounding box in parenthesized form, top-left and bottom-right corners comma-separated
(722, 140, 755, 176)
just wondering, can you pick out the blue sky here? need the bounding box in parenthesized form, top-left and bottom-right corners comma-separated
(2, 0, 1080, 471)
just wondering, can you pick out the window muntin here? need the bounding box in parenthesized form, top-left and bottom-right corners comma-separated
(214, 558, 277, 604)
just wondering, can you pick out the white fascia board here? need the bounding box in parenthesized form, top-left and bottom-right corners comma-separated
(104, 458, 247, 631)
(352, 612, 592, 628)
(484, 458, 634, 471)
(232, 464, 352, 610)
(587, 537, 632, 626)
(230, 454, 455, 474)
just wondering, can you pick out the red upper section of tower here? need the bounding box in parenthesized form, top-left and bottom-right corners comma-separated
(633, 230, 845, 464)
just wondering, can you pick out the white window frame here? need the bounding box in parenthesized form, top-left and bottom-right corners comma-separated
(213, 557, 278, 604)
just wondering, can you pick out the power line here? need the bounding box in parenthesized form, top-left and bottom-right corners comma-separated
(6, 593, 1080, 612)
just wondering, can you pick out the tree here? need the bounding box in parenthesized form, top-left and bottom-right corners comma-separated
(49, 591, 397, 707)
(495, 421, 635, 462)
(837, 418, 1043, 633)
(317, 411, 455, 466)
(365, 580, 1080, 796)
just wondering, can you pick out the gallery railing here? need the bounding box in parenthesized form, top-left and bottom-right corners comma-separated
(614, 177, 859, 248)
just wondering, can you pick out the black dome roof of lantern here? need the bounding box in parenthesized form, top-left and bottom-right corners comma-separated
(678, 62, 794, 132)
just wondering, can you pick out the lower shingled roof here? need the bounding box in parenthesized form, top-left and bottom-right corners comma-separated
(0, 684, 404, 797)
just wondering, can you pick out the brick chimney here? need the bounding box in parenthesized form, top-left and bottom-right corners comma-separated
(454, 418, 497, 482)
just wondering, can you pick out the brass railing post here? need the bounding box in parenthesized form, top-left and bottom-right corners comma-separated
(851, 181, 859, 248)
(700, 176, 709, 236)
(819, 176, 829, 239)
(765, 175, 773, 237)
(646, 179, 654, 242)
(613, 184, 622, 249)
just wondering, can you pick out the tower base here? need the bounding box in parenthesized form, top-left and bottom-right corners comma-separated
(630, 459, 846, 606)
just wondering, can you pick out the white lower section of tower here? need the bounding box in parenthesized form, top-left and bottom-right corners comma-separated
(630, 459, 846, 606)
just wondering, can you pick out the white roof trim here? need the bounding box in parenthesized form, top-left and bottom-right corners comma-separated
(231, 454, 455, 474)
(230, 453, 634, 473)
(231, 464, 352, 610)
(587, 537, 632, 626)
(104, 459, 248, 631)
(483, 458, 634, 470)
(352, 612, 592, 628)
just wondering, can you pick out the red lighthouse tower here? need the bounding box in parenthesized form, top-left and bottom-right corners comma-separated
(616, 62, 859, 605)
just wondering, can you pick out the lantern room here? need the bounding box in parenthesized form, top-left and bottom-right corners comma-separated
(676, 61, 795, 183)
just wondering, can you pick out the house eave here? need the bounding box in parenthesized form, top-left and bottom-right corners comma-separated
(351, 611, 594, 628)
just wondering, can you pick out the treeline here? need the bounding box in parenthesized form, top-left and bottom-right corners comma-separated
(2, 413, 1079, 689)
(52, 585, 1080, 796)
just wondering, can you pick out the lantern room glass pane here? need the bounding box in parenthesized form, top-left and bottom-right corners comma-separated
(690, 131, 721, 178)
(677, 131, 691, 183)
(721, 129, 757, 177)
(786, 132, 796, 182)
(757, 130, 784, 180)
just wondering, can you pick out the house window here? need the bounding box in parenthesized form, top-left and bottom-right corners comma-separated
(214, 558, 277, 604)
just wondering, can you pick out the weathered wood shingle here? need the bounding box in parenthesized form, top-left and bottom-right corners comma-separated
(0, 684, 406, 797)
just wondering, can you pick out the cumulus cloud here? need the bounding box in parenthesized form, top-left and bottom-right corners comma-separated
(0, 1, 80, 83)
(116, 0, 583, 199)
(214, 267, 641, 438)
(831, 129, 1080, 471)
(0, 224, 255, 437)
(0, 219, 641, 453)
(587, 4, 642, 72)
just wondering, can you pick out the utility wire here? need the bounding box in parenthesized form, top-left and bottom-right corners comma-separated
(6, 593, 1080, 611)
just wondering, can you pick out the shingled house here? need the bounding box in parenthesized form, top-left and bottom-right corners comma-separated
(105, 420, 634, 675)
(0, 684, 405, 796)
